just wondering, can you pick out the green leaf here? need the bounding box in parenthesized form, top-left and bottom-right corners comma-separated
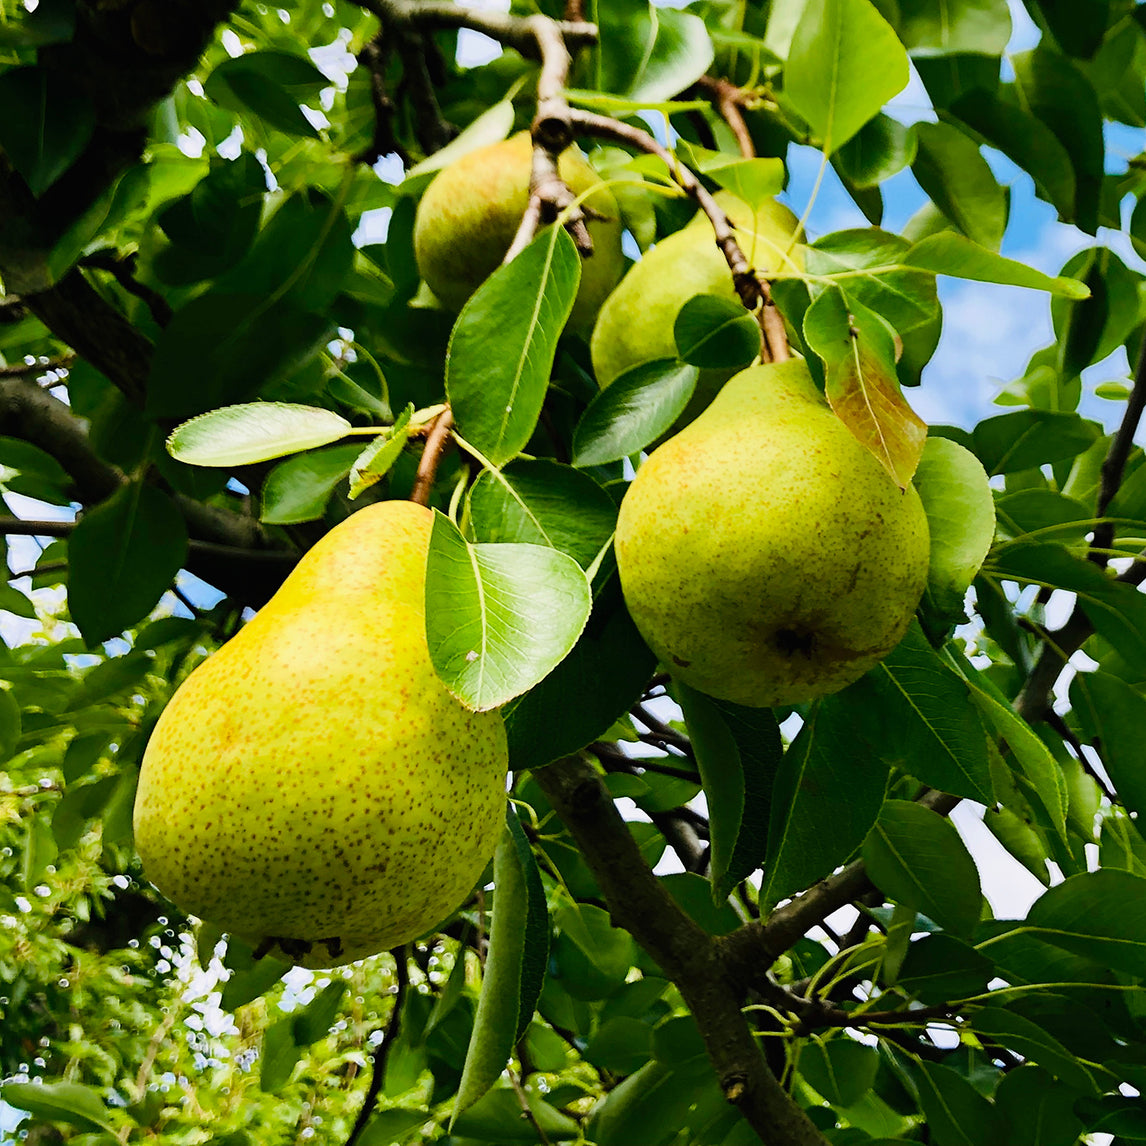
(69, 483, 188, 646)
(805, 228, 938, 333)
(23, 815, 58, 891)
(204, 51, 327, 139)
(168, 403, 352, 466)
(862, 800, 982, 937)
(357, 1109, 430, 1146)
(348, 407, 413, 499)
(219, 947, 289, 1010)
(673, 294, 760, 370)
(970, 1006, 1097, 1093)
(0, 0, 74, 48)
(147, 294, 336, 419)
(467, 459, 617, 571)
(847, 623, 992, 801)
(453, 1087, 580, 1141)
(914, 1061, 1004, 1146)
(261, 443, 362, 524)
(425, 511, 591, 711)
(1076, 1094, 1146, 1139)
(503, 582, 656, 771)
(995, 1066, 1085, 1146)
(292, 980, 347, 1045)
(969, 410, 1099, 475)
(447, 225, 580, 468)
(903, 232, 1090, 297)
(677, 683, 782, 901)
(800, 1038, 879, 1107)
(803, 286, 928, 488)
(833, 115, 918, 188)
(590, 1061, 703, 1146)
(1071, 672, 1146, 820)
(0, 687, 21, 761)
(914, 437, 995, 622)
(0, 67, 95, 196)
(1051, 247, 1143, 376)
(912, 121, 1007, 250)
(0, 1081, 114, 1134)
(259, 1017, 302, 1092)
(897, 0, 1012, 55)
(572, 359, 700, 467)
(785, 0, 910, 152)
(760, 695, 890, 910)
(596, 3, 714, 105)
(453, 810, 549, 1120)
(898, 933, 994, 1004)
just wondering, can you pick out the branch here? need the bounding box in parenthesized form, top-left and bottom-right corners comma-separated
(81, 250, 174, 329)
(695, 76, 755, 160)
(345, 949, 409, 1146)
(533, 756, 830, 1146)
(409, 409, 455, 506)
(0, 356, 74, 380)
(354, 34, 410, 166)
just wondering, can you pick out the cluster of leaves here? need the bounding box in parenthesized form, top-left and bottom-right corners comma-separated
(2, 0, 1146, 1144)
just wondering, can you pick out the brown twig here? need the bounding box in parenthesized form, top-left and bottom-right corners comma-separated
(1092, 334, 1146, 558)
(533, 755, 830, 1146)
(0, 355, 74, 379)
(696, 76, 755, 160)
(507, 1067, 551, 1146)
(408, 408, 455, 507)
(354, 34, 410, 166)
(81, 251, 173, 328)
(345, 949, 409, 1146)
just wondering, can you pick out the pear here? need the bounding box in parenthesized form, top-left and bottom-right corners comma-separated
(615, 361, 930, 708)
(591, 194, 804, 388)
(413, 132, 624, 332)
(133, 501, 507, 969)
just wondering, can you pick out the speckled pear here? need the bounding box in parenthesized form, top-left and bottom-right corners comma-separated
(413, 132, 624, 332)
(615, 361, 930, 707)
(133, 501, 507, 969)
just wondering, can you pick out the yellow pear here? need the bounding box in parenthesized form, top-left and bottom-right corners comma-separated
(133, 501, 507, 969)
(591, 193, 804, 388)
(615, 361, 930, 708)
(413, 132, 624, 332)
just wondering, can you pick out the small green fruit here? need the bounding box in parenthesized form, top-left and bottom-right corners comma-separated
(591, 194, 803, 388)
(133, 501, 507, 968)
(413, 132, 624, 332)
(615, 360, 930, 708)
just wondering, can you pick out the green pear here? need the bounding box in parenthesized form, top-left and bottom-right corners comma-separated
(615, 361, 930, 708)
(590, 194, 804, 388)
(133, 501, 507, 969)
(413, 132, 624, 332)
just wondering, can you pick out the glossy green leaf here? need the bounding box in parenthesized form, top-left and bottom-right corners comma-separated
(969, 410, 1099, 475)
(903, 232, 1090, 297)
(454, 1086, 580, 1141)
(897, 0, 1012, 55)
(425, 512, 591, 711)
(503, 582, 656, 771)
(914, 1061, 1003, 1146)
(0, 1081, 114, 1134)
(204, 51, 327, 138)
(168, 403, 352, 466)
(596, 3, 714, 105)
(677, 683, 781, 902)
(0, 67, 94, 196)
(863, 800, 982, 937)
(1070, 671, 1146, 821)
(912, 121, 1006, 250)
(259, 1017, 302, 1092)
(834, 115, 918, 188)
(786, 0, 910, 152)
(453, 810, 548, 1120)
(898, 933, 994, 1004)
(68, 484, 188, 646)
(468, 459, 617, 571)
(995, 1066, 1085, 1146)
(292, 980, 347, 1045)
(347, 407, 412, 499)
(673, 294, 760, 370)
(760, 695, 890, 910)
(800, 1038, 879, 1107)
(572, 359, 700, 467)
(447, 225, 580, 467)
(970, 1006, 1097, 1093)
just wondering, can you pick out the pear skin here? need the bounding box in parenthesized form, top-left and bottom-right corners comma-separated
(615, 361, 930, 707)
(133, 501, 507, 969)
(413, 132, 624, 332)
(590, 193, 804, 389)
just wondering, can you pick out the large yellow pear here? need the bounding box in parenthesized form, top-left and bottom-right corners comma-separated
(615, 361, 930, 708)
(591, 194, 804, 388)
(413, 132, 624, 332)
(133, 501, 508, 969)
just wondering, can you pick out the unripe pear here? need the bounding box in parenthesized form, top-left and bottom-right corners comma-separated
(133, 501, 507, 969)
(591, 194, 803, 388)
(615, 361, 930, 707)
(413, 132, 624, 332)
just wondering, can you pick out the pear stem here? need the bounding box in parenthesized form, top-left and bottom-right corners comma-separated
(409, 408, 455, 507)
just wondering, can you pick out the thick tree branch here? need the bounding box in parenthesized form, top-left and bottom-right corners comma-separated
(533, 756, 830, 1146)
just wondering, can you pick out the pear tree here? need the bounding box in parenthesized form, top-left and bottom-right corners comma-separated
(1, 2, 1146, 1146)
